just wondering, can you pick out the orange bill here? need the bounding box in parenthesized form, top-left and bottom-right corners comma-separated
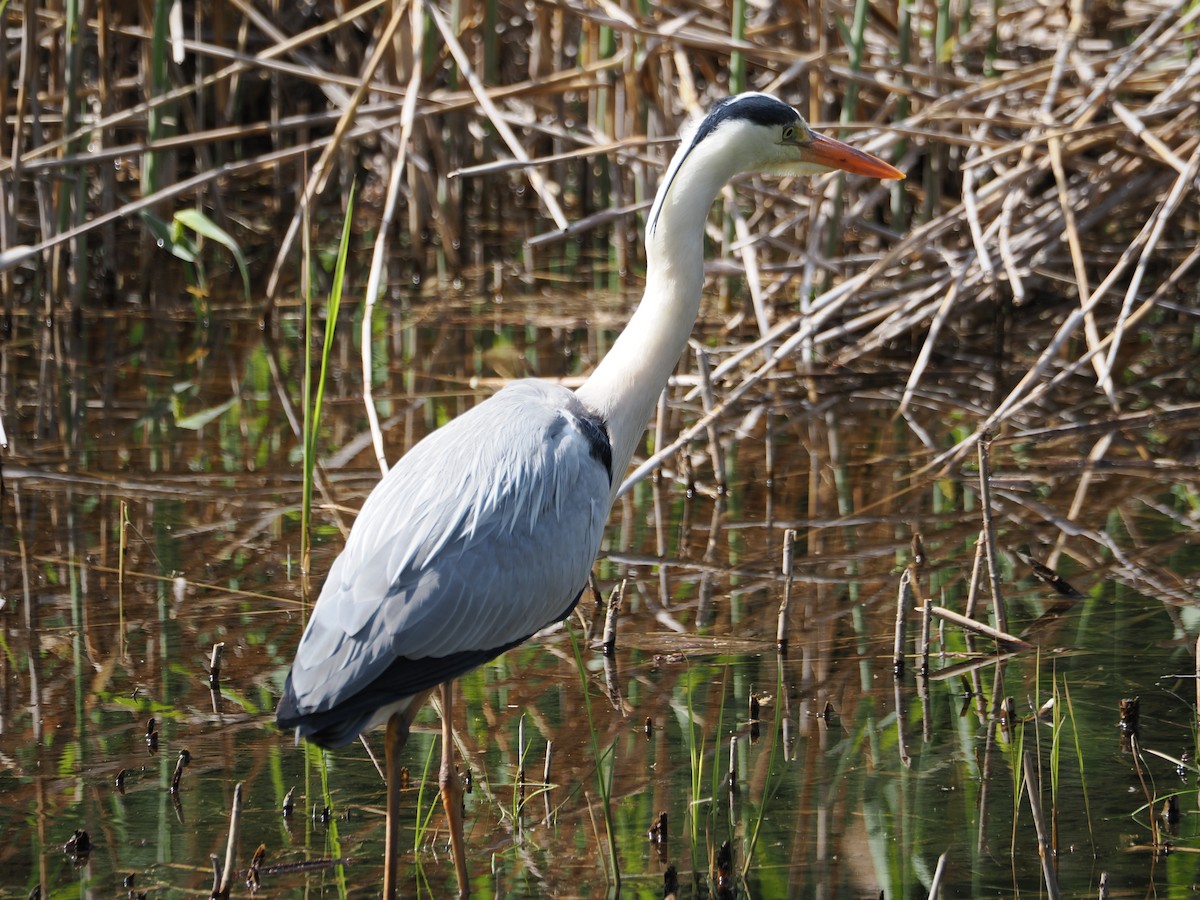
(803, 131, 905, 180)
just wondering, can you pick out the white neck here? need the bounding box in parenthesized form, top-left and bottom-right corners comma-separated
(575, 138, 737, 492)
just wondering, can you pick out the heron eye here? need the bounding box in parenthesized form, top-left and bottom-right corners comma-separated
(782, 125, 796, 142)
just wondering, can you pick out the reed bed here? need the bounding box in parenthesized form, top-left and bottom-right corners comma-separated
(1, 0, 1197, 465)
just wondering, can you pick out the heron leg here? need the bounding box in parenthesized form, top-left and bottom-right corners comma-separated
(383, 712, 405, 900)
(440, 681, 470, 898)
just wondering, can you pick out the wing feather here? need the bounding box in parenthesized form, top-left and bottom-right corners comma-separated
(280, 380, 611, 729)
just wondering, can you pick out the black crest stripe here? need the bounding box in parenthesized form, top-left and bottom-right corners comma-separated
(649, 95, 799, 235)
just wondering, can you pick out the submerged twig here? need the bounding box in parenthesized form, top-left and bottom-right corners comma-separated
(211, 783, 243, 900)
(1022, 751, 1061, 900)
(929, 607, 1031, 651)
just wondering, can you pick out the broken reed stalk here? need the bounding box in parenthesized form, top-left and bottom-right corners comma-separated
(1022, 751, 1062, 900)
(964, 532, 985, 621)
(893, 673, 912, 769)
(517, 714, 526, 805)
(928, 850, 949, 900)
(728, 735, 738, 791)
(209, 642, 224, 690)
(360, 0, 422, 478)
(211, 782, 243, 899)
(917, 599, 933, 742)
(776, 528, 796, 654)
(118, 500, 128, 659)
(918, 597, 932, 677)
(930, 606, 1031, 650)
(976, 437, 1008, 634)
(170, 750, 191, 794)
(601, 580, 625, 657)
(893, 568, 912, 675)
(691, 343, 726, 493)
(542, 740, 553, 824)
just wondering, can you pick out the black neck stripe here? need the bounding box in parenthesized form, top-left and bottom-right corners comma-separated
(648, 95, 799, 235)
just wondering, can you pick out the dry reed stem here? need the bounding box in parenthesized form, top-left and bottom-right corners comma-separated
(929, 606, 1031, 651)
(1022, 751, 1062, 900)
(2, 0, 1197, 504)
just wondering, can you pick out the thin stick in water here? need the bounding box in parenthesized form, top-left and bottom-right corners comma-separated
(977, 436, 1008, 633)
(930, 606, 1032, 650)
(1022, 750, 1062, 900)
(893, 568, 912, 675)
(208, 642, 224, 690)
(602, 580, 625, 657)
(776, 528, 796, 655)
(928, 850, 949, 899)
(211, 782, 243, 899)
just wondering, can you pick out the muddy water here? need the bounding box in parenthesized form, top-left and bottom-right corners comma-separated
(1, 294, 1198, 898)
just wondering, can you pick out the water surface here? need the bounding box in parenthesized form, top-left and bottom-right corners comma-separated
(2, 292, 1198, 898)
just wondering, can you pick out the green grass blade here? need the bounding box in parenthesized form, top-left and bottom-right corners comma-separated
(174, 208, 251, 301)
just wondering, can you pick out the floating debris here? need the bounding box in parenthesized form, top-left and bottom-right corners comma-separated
(1162, 795, 1180, 836)
(912, 532, 926, 569)
(999, 696, 1018, 741)
(209, 642, 225, 691)
(602, 580, 625, 657)
(715, 840, 734, 899)
(170, 749, 191, 794)
(647, 811, 668, 843)
(1013, 547, 1085, 599)
(662, 864, 678, 900)
(1118, 697, 1140, 751)
(259, 857, 352, 877)
(63, 829, 92, 863)
(246, 843, 266, 892)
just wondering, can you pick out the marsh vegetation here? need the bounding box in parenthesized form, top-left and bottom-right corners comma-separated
(2, 0, 1199, 896)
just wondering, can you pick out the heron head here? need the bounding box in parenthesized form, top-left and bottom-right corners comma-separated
(694, 93, 904, 179)
(648, 93, 903, 236)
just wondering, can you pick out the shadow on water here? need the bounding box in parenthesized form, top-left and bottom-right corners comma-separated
(1, 291, 1199, 899)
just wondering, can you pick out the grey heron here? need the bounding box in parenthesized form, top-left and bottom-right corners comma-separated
(276, 92, 903, 897)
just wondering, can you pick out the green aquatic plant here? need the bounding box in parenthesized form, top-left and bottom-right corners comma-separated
(300, 183, 355, 584)
(569, 629, 620, 891)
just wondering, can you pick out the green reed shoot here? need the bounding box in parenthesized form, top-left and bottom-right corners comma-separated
(118, 499, 128, 658)
(300, 183, 355, 582)
(741, 664, 785, 875)
(569, 629, 620, 891)
(144, 0, 172, 199)
(413, 734, 439, 851)
(307, 739, 348, 898)
(1061, 678, 1096, 852)
(729, 0, 746, 95)
(685, 668, 708, 867)
(1047, 665, 1061, 855)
